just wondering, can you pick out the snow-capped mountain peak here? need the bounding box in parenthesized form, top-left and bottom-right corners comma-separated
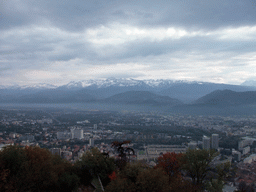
(62, 78, 146, 89)
(61, 78, 204, 89)
(0, 78, 206, 90)
(241, 80, 256, 87)
(20, 83, 57, 89)
(0, 83, 57, 90)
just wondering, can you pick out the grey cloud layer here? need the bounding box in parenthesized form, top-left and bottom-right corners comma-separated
(1, 0, 256, 85)
(2, 0, 256, 31)
(2, 25, 256, 65)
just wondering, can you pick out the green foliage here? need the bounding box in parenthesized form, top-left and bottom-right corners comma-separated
(105, 162, 170, 192)
(73, 161, 93, 187)
(216, 162, 231, 181)
(136, 168, 170, 192)
(205, 162, 231, 192)
(120, 162, 146, 183)
(105, 177, 136, 192)
(204, 179, 224, 192)
(0, 145, 26, 176)
(77, 147, 116, 187)
(181, 149, 218, 186)
(58, 172, 80, 192)
(0, 145, 79, 192)
(0, 145, 232, 192)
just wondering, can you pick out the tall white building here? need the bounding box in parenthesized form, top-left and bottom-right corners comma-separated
(203, 136, 210, 150)
(211, 134, 219, 149)
(242, 146, 250, 155)
(238, 139, 254, 150)
(71, 129, 84, 139)
(89, 138, 94, 147)
(94, 124, 97, 129)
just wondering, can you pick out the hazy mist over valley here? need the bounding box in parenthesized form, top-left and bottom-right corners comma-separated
(1, 78, 256, 115)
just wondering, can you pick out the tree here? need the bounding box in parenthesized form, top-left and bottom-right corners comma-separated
(111, 140, 135, 170)
(181, 149, 218, 189)
(73, 161, 93, 188)
(156, 152, 183, 179)
(156, 152, 199, 192)
(105, 177, 136, 192)
(136, 167, 170, 192)
(58, 172, 80, 192)
(0, 169, 11, 192)
(0, 145, 26, 192)
(111, 141, 135, 161)
(238, 181, 247, 192)
(237, 181, 255, 192)
(76, 147, 116, 187)
(105, 162, 170, 192)
(0, 145, 79, 192)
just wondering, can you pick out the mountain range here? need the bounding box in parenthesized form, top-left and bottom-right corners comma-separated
(1, 78, 256, 114)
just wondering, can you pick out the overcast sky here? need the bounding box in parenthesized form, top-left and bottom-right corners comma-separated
(1, 0, 256, 86)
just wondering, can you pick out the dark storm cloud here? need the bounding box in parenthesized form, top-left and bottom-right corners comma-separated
(159, 0, 256, 29)
(1, 0, 256, 32)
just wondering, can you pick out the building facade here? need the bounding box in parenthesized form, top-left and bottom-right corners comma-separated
(203, 136, 210, 150)
(211, 134, 219, 149)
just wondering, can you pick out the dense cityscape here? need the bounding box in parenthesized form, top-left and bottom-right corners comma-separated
(1, 108, 256, 191)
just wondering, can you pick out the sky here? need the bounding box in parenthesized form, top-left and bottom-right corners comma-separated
(1, 0, 256, 86)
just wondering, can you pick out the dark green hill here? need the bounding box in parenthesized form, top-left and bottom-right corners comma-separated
(104, 91, 183, 106)
(195, 90, 256, 106)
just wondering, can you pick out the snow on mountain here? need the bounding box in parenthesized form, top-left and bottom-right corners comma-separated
(99, 78, 145, 87)
(241, 80, 256, 87)
(20, 83, 57, 89)
(62, 78, 204, 89)
(64, 81, 84, 89)
(143, 79, 176, 87)
(62, 78, 147, 89)
(1, 83, 57, 90)
(0, 84, 22, 89)
(0, 78, 211, 90)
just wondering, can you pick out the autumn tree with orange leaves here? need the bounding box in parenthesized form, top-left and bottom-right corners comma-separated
(155, 152, 197, 192)
(156, 152, 183, 179)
